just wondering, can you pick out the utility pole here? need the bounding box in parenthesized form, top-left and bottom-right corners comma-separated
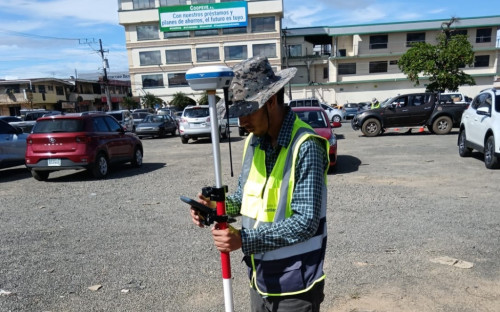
(282, 28, 292, 101)
(99, 39, 112, 111)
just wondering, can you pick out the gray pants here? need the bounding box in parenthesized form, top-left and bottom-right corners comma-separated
(249, 281, 325, 312)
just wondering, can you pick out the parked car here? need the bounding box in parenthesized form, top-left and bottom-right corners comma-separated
(0, 116, 35, 133)
(25, 113, 143, 181)
(458, 88, 500, 169)
(131, 112, 152, 132)
(288, 98, 322, 107)
(342, 103, 359, 120)
(20, 109, 60, 121)
(106, 110, 134, 132)
(135, 114, 177, 139)
(440, 92, 472, 105)
(320, 103, 345, 122)
(357, 102, 372, 112)
(178, 105, 228, 144)
(351, 92, 468, 137)
(291, 107, 342, 172)
(0, 120, 28, 169)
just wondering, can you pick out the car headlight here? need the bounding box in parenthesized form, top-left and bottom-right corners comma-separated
(328, 133, 337, 146)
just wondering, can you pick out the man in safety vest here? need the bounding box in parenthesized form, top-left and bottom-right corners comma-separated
(370, 97, 380, 109)
(190, 56, 330, 312)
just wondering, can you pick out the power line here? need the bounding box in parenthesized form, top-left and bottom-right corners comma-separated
(0, 28, 80, 41)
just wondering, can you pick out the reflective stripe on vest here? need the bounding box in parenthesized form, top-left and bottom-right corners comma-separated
(240, 116, 329, 296)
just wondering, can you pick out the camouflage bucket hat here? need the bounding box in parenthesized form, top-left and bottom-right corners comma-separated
(221, 56, 297, 118)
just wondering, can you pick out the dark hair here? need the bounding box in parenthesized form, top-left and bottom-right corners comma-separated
(276, 88, 285, 106)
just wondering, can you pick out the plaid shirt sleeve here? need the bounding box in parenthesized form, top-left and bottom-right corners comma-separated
(229, 137, 328, 255)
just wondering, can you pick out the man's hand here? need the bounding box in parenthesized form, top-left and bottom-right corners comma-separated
(190, 193, 215, 228)
(212, 225, 242, 253)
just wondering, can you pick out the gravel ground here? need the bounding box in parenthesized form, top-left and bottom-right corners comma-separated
(0, 125, 499, 312)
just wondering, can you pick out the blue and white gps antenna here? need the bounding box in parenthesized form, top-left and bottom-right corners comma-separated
(185, 65, 235, 312)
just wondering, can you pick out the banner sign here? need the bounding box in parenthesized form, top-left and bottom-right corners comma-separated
(159, 1, 248, 32)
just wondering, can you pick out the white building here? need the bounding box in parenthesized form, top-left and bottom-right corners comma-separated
(118, 0, 284, 104)
(118, 2, 499, 106)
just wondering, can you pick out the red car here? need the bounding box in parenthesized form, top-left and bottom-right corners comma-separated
(25, 112, 143, 181)
(292, 107, 342, 172)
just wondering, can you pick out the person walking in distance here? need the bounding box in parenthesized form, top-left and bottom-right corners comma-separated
(190, 56, 330, 312)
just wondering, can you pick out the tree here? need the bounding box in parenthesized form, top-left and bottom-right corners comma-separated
(170, 92, 196, 111)
(398, 18, 475, 93)
(121, 96, 138, 110)
(197, 91, 221, 106)
(141, 92, 163, 109)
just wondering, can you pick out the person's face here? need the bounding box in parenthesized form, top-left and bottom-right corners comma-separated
(238, 100, 270, 137)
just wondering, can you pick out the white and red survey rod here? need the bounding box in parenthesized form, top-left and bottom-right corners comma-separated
(186, 66, 235, 312)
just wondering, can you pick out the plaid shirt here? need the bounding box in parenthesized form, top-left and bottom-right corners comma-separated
(226, 107, 328, 255)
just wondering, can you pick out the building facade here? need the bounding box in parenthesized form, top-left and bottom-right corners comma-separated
(119, 2, 499, 107)
(118, 0, 284, 104)
(285, 16, 500, 106)
(0, 78, 133, 116)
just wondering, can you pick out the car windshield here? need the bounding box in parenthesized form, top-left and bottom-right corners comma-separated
(144, 115, 165, 123)
(296, 111, 327, 128)
(108, 113, 123, 121)
(380, 97, 396, 108)
(184, 108, 209, 118)
(33, 119, 84, 133)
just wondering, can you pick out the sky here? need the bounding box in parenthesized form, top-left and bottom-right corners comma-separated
(0, 0, 498, 80)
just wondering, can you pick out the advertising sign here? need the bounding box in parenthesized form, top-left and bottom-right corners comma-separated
(159, 1, 248, 32)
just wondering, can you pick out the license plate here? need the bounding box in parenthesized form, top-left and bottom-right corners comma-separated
(190, 123, 204, 128)
(48, 158, 61, 166)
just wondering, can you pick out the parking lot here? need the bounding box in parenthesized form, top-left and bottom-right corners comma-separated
(1, 124, 499, 312)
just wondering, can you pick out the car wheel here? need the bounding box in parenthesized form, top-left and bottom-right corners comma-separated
(458, 130, 472, 157)
(91, 153, 109, 178)
(181, 137, 189, 144)
(432, 116, 452, 135)
(239, 128, 246, 136)
(159, 129, 166, 138)
(361, 118, 381, 137)
(332, 115, 341, 123)
(132, 148, 143, 167)
(221, 126, 228, 139)
(171, 128, 176, 136)
(32, 170, 49, 181)
(484, 136, 500, 169)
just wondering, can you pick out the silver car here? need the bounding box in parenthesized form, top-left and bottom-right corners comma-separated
(178, 105, 228, 144)
(0, 120, 28, 169)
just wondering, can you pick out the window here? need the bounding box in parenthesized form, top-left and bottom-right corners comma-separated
(139, 51, 162, 66)
(194, 29, 218, 36)
(389, 60, 398, 65)
(164, 31, 190, 39)
(288, 45, 302, 57)
(406, 32, 425, 47)
(323, 67, 328, 79)
(252, 43, 276, 58)
(191, 0, 215, 3)
(167, 73, 189, 87)
(38, 85, 46, 93)
(476, 28, 492, 43)
(338, 63, 356, 75)
(452, 29, 468, 37)
(47, 86, 54, 91)
(222, 27, 247, 35)
(137, 25, 159, 41)
(142, 74, 164, 88)
(369, 61, 388, 73)
(474, 55, 490, 67)
(160, 0, 187, 5)
(196, 47, 220, 62)
(251, 16, 275, 33)
(133, 0, 155, 9)
(166, 49, 192, 64)
(224, 45, 247, 60)
(56, 86, 64, 95)
(369, 35, 388, 49)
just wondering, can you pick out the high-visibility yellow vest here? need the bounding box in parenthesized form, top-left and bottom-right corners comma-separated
(240, 116, 329, 296)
